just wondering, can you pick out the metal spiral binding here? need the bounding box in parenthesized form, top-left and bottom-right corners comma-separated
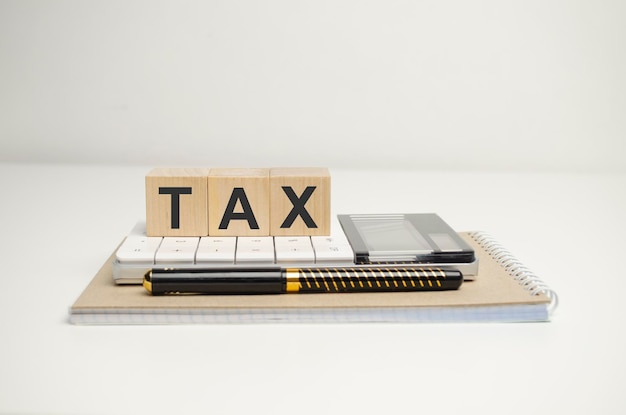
(468, 231, 558, 315)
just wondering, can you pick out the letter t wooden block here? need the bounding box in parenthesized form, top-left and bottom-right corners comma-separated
(270, 167, 330, 236)
(145, 168, 209, 236)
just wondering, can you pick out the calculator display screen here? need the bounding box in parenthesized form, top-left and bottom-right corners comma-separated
(338, 213, 475, 264)
(352, 217, 432, 254)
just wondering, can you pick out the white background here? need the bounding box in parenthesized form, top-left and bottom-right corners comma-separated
(1, 0, 624, 172)
(1, 2, 626, 415)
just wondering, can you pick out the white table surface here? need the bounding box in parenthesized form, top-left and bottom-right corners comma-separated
(1, 163, 624, 415)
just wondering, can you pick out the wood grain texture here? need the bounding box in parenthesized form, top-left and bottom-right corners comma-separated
(208, 168, 270, 236)
(270, 167, 330, 236)
(145, 168, 209, 236)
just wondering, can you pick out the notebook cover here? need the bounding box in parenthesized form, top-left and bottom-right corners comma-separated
(69, 233, 553, 323)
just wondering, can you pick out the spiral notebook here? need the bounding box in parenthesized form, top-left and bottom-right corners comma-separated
(69, 232, 558, 324)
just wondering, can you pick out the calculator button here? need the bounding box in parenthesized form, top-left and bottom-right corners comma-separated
(311, 234, 350, 247)
(274, 236, 311, 247)
(236, 237, 274, 248)
(236, 237, 275, 263)
(155, 237, 199, 264)
(196, 237, 236, 264)
(311, 237, 354, 263)
(159, 237, 199, 248)
(274, 237, 315, 263)
(116, 236, 162, 264)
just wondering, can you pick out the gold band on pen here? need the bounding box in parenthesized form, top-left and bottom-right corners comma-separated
(143, 270, 153, 293)
(285, 269, 301, 293)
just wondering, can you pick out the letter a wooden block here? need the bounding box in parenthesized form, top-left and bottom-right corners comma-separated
(270, 167, 330, 236)
(145, 168, 209, 236)
(208, 168, 270, 236)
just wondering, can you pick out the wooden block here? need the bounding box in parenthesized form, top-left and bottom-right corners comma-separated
(145, 168, 209, 236)
(208, 168, 270, 236)
(269, 167, 330, 236)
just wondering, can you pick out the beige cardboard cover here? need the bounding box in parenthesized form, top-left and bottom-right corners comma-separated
(70, 233, 554, 323)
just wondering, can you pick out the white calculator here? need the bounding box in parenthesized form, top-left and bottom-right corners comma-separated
(113, 216, 479, 284)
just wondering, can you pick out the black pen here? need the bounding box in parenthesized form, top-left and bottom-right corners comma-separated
(143, 267, 463, 295)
